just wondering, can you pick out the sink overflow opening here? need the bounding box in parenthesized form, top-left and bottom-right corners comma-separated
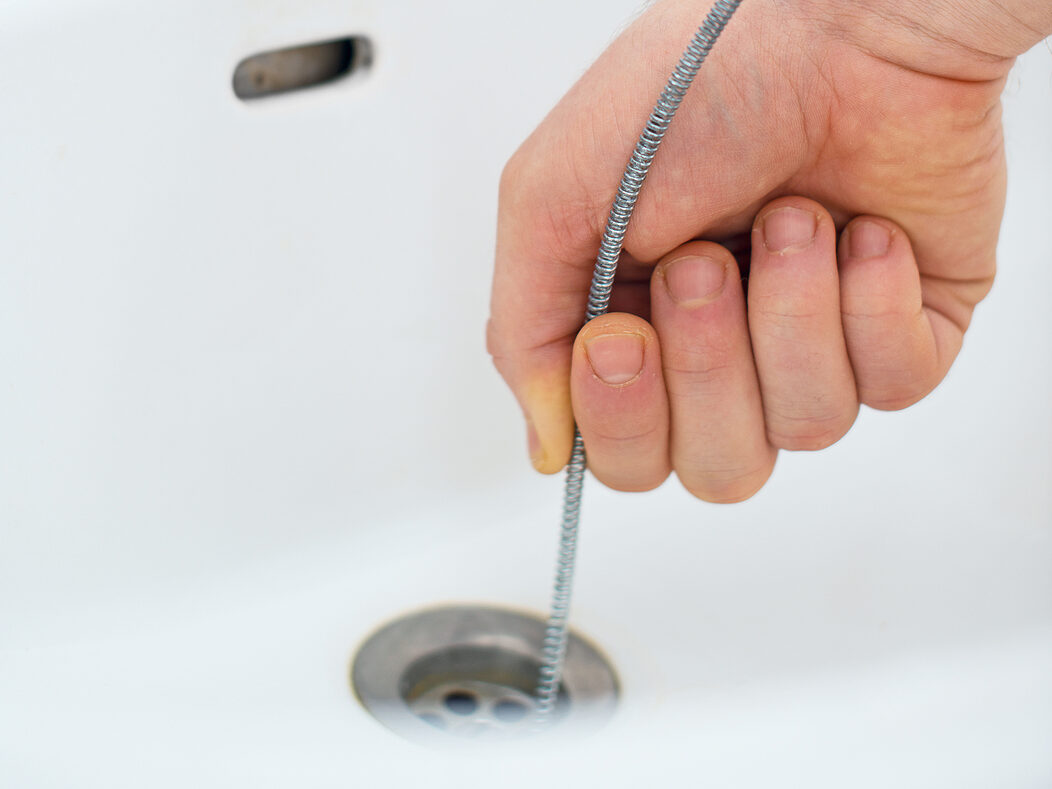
(232, 36, 373, 100)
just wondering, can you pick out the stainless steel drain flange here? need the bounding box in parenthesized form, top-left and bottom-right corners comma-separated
(351, 605, 618, 741)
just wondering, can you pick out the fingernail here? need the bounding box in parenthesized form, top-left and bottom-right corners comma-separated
(526, 418, 545, 469)
(847, 220, 891, 260)
(585, 333, 645, 385)
(761, 206, 817, 253)
(523, 378, 574, 474)
(664, 255, 728, 306)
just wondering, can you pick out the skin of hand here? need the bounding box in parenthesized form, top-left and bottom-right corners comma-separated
(487, 0, 1052, 502)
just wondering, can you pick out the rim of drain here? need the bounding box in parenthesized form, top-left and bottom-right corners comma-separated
(351, 605, 619, 742)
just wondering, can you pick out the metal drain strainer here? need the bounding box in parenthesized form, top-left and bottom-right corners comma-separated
(351, 605, 618, 741)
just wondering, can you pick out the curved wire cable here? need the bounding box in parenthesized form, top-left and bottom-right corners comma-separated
(534, 0, 745, 723)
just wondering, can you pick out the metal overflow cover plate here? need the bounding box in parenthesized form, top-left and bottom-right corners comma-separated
(351, 605, 619, 741)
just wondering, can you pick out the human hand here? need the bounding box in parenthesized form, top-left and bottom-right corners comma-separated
(487, 0, 1052, 501)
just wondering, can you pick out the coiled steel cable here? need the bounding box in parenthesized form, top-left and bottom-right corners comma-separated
(534, 0, 745, 723)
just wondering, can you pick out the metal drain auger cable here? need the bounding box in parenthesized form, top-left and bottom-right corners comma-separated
(534, 0, 745, 723)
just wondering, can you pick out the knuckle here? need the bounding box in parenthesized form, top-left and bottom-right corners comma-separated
(662, 344, 736, 377)
(498, 148, 600, 261)
(498, 149, 527, 201)
(660, 343, 739, 394)
(751, 293, 823, 324)
(840, 305, 911, 325)
(484, 318, 509, 372)
(597, 468, 670, 494)
(484, 317, 500, 357)
(766, 418, 853, 451)
(663, 361, 736, 397)
(764, 402, 857, 450)
(679, 462, 774, 504)
(860, 383, 934, 412)
(587, 421, 663, 448)
(857, 361, 942, 412)
(484, 316, 516, 358)
(769, 432, 837, 452)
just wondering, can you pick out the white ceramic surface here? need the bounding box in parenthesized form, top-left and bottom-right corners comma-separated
(1, 2, 1050, 787)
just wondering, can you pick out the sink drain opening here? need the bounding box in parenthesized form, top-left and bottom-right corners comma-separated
(400, 644, 571, 735)
(351, 606, 617, 742)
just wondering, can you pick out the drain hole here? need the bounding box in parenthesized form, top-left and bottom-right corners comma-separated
(232, 36, 373, 100)
(400, 644, 568, 711)
(493, 699, 528, 723)
(442, 691, 478, 716)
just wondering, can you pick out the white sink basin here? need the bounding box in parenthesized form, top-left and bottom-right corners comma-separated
(1, 1, 1050, 786)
